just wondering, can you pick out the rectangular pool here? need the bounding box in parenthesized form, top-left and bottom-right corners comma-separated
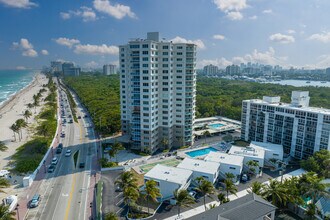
(209, 123, 225, 129)
(185, 147, 218, 158)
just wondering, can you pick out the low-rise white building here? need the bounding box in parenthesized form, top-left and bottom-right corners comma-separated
(250, 141, 283, 162)
(144, 164, 193, 200)
(205, 152, 244, 181)
(177, 157, 220, 184)
(229, 145, 265, 173)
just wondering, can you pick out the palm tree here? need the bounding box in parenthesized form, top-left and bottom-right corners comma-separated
(305, 203, 316, 220)
(161, 138, 169, 150)
(261, 179, 289, 207)
(23, 110, 32, 123)
(0, 204, 16, 220)
(9, 123, 19, 142)
(104, 212, 118, 220)
(217, 193, 229, 204)
(15, 119, 27, 140)
(123, 186, 140, 215)
(223, 179, 238, 200)
(0, 141, 8, 152)
(247, 181, 264, 195)
(225, 172, 236, 182)
(246, 160, 259, 175)
(144, 180, 161, 214)
(195, 177, 215, 210)
(27, 103, 34, 110)
(0, 178, 10, 193)
(115, 171, 138, 191)
(209, 204, 217, 209)
(173, 189, 195, 218)
(302, 174, 329, 205)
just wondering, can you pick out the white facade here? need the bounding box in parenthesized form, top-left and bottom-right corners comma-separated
(205, 152, 244, 180)
(144, 164, 193, 200)
(229, 145, 265, 172)
(177, 157, 220, 184)
(119, 32, 197, 153)
(203, 64, 218, 75)
(103, 64, 116, 75)
(250, 141, 283, 161)
(241, 91, 330, 159)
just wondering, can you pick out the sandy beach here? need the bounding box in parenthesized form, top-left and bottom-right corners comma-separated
(0, 73, 49, 171)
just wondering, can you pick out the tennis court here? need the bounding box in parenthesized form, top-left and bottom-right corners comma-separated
(139, 158, 181, 173)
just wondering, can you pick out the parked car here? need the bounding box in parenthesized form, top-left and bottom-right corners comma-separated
(29, 194, 41, 208)
(65, 149, 72, 157)
(48, 165, 55, 173)
(69, 119, 73, 123)
(115, 186, 123, 192)
(165, 204, 173, 211)
(241, 174, 248, 183)
(188, 190, 197, 198)
(60, 133, 65, 138)
(58, 143, 63, 149)
(77, 116, 81, 119)
(79, 162, 85, 168)
(51, 157, 58, 165)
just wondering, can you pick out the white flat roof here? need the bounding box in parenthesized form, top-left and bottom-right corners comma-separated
(177, 157, 220, 175)
(229, 145, 265, 159)
(250, 141, 283, 153)
(144, 164, 192, 185)
(244, 99, 330, 114)
(205, 151, 244, 167)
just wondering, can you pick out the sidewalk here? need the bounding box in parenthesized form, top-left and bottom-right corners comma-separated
(164, 168, 306, 220)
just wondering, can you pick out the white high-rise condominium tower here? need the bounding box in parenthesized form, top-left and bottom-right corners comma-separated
(241, 91, 330, 159)
(119, 32, 197, 153)
(103, 64, 116, 75)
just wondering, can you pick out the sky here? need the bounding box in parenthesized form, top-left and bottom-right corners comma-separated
(1, 0, 330, 70)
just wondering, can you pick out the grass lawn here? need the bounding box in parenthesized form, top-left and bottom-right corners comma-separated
(234, 140, 250, 147)
(139, 159, 181, 173)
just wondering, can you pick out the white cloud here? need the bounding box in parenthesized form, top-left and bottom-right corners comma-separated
(74, 44, 119, 55)
(93, 0, 136, 19)
(249, 15, 257, 20)
(198, 57, 232, 68)
(41, 49, 49, 55)
(213, 0, 248, 12)
(287, 29, 296, 34)
(213, 34, 225, 40)
(269, 33, 295, 44)
(200, 47, 287, 68)
(60, 7, 97, 22)
(171, 36, 205, 49)
(262, 9, 272, 14)
(308, 32, 330, 43)
(60, 12, 71, 20)
(227, 11, 243, 20)
(0, 0, 37, 9)
(12, 38, 38, 57)
(54, 37, 80, 48)
(84, 61, 99, 68)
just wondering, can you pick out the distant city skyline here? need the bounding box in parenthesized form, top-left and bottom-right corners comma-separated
(1, 0, 330, 70)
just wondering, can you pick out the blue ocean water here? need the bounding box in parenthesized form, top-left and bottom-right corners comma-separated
(0, 70, 35, 106)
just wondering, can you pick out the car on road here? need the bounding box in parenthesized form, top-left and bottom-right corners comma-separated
(115, 186, 123, 192)
(58, 143, 63, 149)
(48, 165, 55, 173)
(65, 149, 72, 157)
(79, 162, 85, 168)
(51, 157, 58, 165)
(56, 148, 62, 154)
(241, 174, 248, 183)
(69, 119, 73, 123)
(84, 115, 88, 118)
(77, 116, 81, 119)
(29, 194, 41, 208)
(60, 133, 65, 138)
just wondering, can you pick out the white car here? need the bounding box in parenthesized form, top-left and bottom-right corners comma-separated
(65, 149, 72, 157)
(51, 157, 58, 165)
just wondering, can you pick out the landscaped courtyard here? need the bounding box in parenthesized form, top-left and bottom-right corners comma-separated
(139, 158, 181, 173)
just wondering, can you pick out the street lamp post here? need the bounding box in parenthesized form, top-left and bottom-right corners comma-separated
(15, 204, 20, 220)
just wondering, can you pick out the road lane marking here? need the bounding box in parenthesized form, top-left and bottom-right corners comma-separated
(64, 174, 76, 220)
(116, 198, 124, 206)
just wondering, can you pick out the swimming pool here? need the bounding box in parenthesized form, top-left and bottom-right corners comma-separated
(209, 123, 225, 129)
(185, 147, 218, 158)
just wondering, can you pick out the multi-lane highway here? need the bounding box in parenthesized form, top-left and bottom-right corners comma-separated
(25, 79, 98, 220)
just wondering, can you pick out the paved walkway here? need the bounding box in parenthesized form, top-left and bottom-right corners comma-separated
(163, 169, 306, 220)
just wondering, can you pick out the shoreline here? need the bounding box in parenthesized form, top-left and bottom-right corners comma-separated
(0, 72, 39, 115)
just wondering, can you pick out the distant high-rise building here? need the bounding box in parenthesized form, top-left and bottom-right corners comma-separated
(225, 64, 240, 75)
(326, 67, 330, 75)
(62, 62, 80, 76)
(203, 64, 218, 75)
(103, 64, 116, 75)
(51, 61, 63, 73)
(241, 91, 330, 159)
(119, 32, 197, 153)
